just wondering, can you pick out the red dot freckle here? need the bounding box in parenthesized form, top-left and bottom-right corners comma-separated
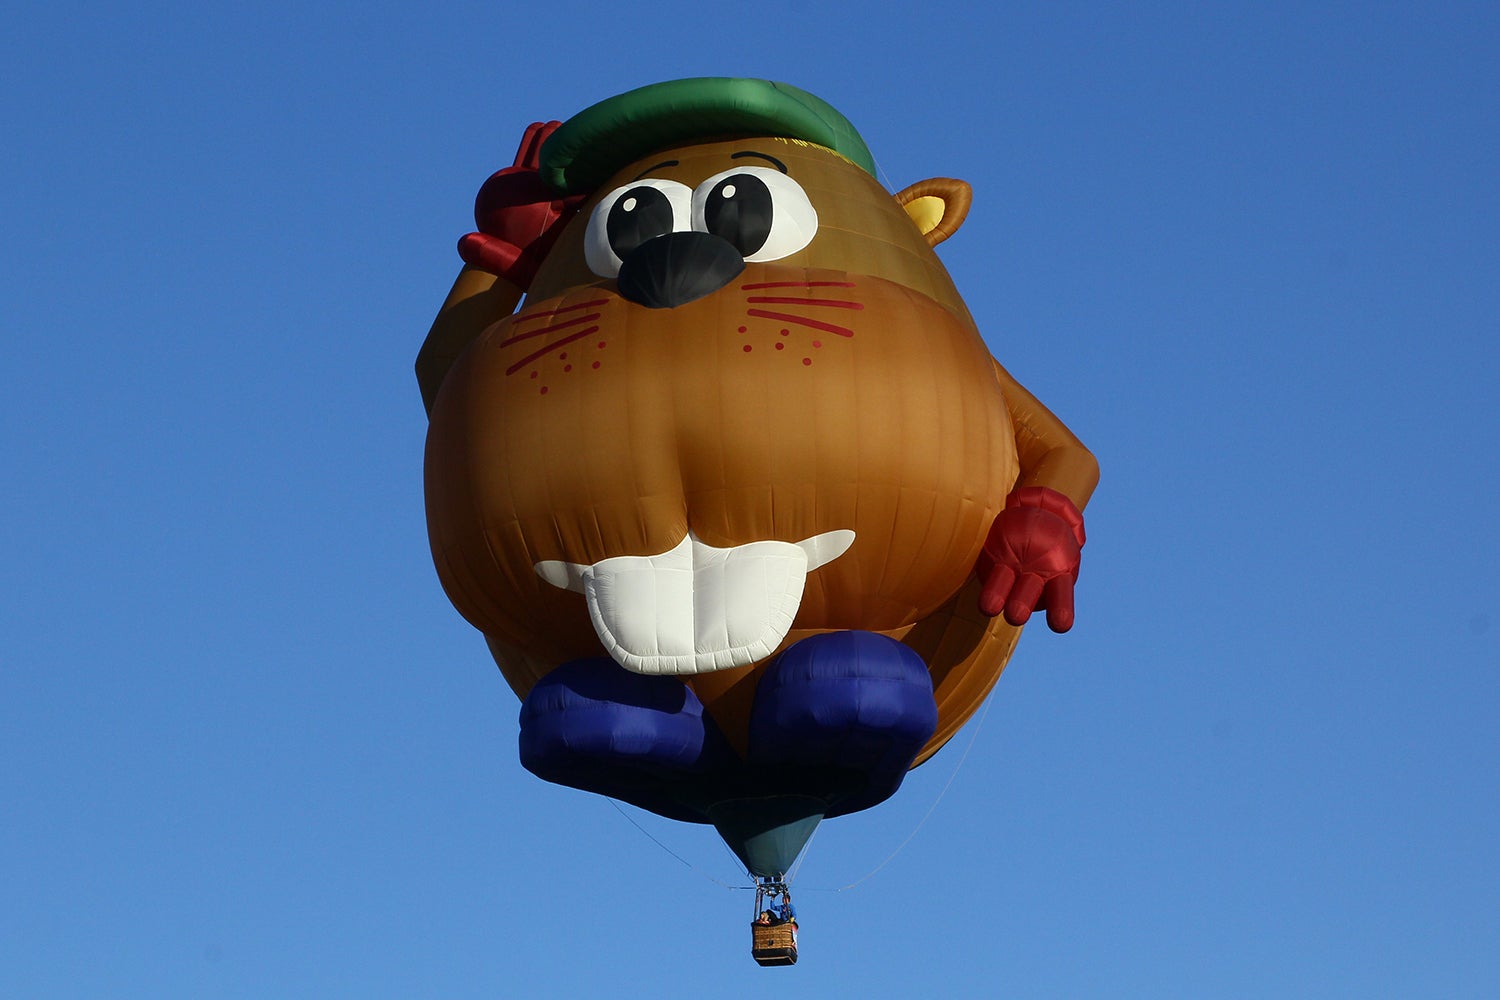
(737, 326, 747, 333)
(530, 370, 538, 379)
(558, 352, 568, 360)
(802, 358, 812, 366)
(563, 364, 572, 372)
(775, 342, 785, 350)
(592, 361, 601, 369)
(743, 345, 753, 352)
(812, 340, 822, 348)
(540, 386, 549, 394)
(596, 341, 607, 349)
(779, 329, 790, 337)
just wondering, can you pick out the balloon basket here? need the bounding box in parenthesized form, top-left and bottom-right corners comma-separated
(750, 922, 798, 966)
(749, 878, 799, 967)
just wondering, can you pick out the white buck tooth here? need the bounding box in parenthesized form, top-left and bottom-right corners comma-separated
(797, 529, 856, 571)
(533, 529, 855, 675)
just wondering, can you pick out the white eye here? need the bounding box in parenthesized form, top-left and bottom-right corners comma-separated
(690, 166, 818, 262)
(584, 179, 694, 277)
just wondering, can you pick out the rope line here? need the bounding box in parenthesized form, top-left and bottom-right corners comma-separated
(827, 691, 996, 893)
(605, 798, 743, 890)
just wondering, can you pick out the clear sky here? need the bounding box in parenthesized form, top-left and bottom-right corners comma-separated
(4, 2, 1498, 997)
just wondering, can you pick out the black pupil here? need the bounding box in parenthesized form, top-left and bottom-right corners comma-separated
(703, 173, 773, 257)
(606, 187, 676, 258)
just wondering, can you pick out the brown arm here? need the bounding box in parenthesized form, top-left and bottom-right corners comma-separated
(991, 358, 1099, 510)
(415, 267, 524, 416)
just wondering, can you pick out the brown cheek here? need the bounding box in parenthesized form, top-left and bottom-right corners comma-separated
(498, 296, 615, 394)
(733, 277, 864, 366)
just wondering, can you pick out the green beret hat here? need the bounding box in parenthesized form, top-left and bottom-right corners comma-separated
(538, 77, 876, 195)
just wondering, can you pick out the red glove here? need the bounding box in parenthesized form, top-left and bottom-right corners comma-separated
(457, 121, 584, 289)
(976, 486, 1086, 633)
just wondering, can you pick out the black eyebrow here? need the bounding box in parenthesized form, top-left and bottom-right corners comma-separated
(730, 151, 788, 173)
(630, 160, 679, 181)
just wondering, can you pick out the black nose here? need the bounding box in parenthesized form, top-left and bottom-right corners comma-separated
(616, 231, 746, 309)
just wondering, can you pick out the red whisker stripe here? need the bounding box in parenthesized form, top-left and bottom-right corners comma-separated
(745, 309, 855, 337)
(745, 296, 862, 310)
(505, 327, 599, 375)
(741, 280, 856, 290)
(511, 299, 610, 326)
(499, 312, 601, 347)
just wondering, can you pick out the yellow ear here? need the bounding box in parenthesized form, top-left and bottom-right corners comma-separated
(895, 178, 972, 247)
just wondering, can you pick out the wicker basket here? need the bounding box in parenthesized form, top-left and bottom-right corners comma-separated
(751, 922, 798, 966)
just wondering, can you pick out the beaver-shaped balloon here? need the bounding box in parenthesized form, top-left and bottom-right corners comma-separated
(418, 79, 1097, 875)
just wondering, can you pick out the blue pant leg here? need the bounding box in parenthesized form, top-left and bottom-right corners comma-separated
(748, 631, 938, 817)
(519, 657, 735, 822)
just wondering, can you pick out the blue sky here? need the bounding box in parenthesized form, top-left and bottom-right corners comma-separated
(4, 2, 1498, 997)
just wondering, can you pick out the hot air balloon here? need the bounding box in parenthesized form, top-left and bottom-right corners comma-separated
(416, 78, 1098, 961)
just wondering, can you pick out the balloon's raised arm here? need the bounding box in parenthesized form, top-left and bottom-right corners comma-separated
(416, 121, 585, 415)
(415, 267, 522, 415)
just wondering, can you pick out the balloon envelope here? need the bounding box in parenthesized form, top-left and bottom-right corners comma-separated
(419, 77, 1098, 878)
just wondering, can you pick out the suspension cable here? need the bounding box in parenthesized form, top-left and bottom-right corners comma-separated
(605, 798, 744, 890)
(826, 691, 996, 893)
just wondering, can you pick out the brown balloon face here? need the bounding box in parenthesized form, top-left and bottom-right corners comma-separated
(424, 139, 1019, 698)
